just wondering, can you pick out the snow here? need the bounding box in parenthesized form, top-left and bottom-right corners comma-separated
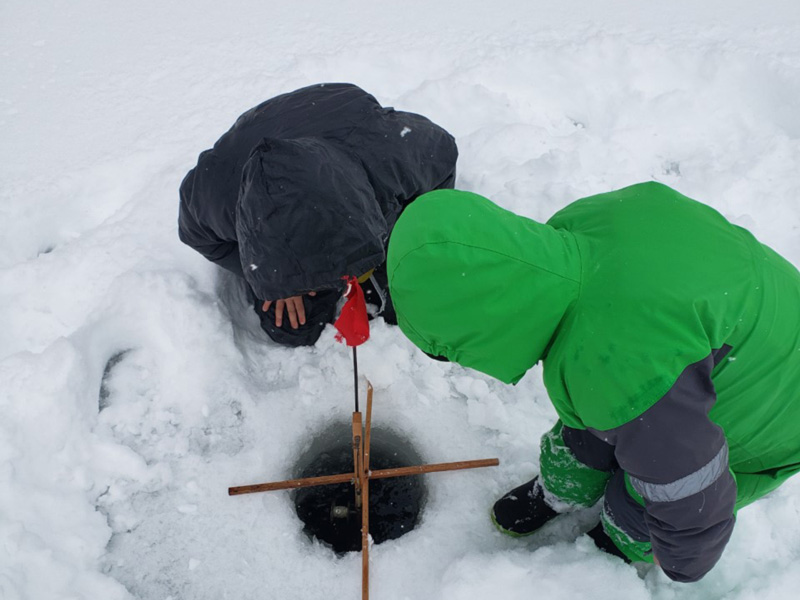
(2, 1, 800, 599)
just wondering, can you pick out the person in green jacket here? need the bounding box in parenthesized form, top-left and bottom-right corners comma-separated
(386, 182, 800, 582)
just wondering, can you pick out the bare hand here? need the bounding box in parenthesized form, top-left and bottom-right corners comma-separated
(262, 292, 316, 329)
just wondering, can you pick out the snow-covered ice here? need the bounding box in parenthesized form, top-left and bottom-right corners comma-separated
(2, 1, 799, 599)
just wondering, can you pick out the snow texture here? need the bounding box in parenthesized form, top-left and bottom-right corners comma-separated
(2, 1, 799, 599)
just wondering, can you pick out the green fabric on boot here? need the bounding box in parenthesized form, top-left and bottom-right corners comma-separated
(539, 421, 612, 508)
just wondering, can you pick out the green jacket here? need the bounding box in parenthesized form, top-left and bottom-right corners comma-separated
(387, 182, 800, 579)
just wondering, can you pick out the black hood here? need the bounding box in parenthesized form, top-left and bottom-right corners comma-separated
(178, 83, 458, 297)
(236, 137, 388, 300)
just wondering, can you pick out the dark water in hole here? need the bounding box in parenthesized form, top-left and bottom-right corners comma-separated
(293, 424, 426, 554)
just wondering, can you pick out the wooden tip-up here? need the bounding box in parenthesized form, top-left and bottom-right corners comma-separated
(227, 379, 499, 600)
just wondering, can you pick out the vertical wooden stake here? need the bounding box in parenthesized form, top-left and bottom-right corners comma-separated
(361, 382, 373, 600)
(364, 382, 373, 474)
(361, 460, 369, 600)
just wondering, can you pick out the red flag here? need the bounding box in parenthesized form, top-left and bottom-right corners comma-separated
(334, 276, 370, 347)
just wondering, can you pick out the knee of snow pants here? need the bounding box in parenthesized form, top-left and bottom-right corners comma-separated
(539, 421, 616, 509)
(602, 467, 745, 571)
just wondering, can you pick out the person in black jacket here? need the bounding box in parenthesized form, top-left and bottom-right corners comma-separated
(179, 83, 458, 346)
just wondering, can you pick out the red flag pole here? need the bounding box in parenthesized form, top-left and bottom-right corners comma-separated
(353, 346, 359, 413)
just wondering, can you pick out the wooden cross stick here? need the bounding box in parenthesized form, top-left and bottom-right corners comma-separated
(228, 458, 500, 495)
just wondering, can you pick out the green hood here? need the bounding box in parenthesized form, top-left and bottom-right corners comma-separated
(387, 189, 581, 384)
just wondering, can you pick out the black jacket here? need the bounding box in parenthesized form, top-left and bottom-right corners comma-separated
(179, 83, 458, 301)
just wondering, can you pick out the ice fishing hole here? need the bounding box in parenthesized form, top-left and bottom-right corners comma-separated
(292, 423, 427, 554)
